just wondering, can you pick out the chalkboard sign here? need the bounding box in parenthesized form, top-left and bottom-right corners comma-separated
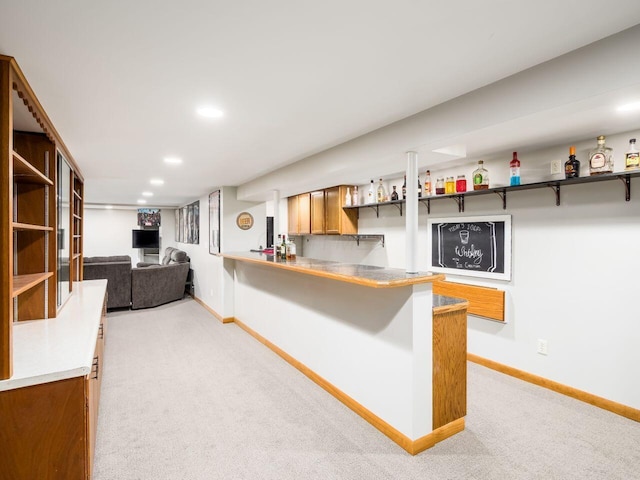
(428, 215, 511, 280)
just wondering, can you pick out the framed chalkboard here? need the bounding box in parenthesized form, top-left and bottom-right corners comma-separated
(428, 215, 511, 280)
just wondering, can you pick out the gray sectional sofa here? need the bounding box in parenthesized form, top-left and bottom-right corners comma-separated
(83, 247, 191, 310)
(83, 255, 132, 309)
(132, 248, 190, 309)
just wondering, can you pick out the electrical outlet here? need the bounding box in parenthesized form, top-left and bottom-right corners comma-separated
(537, 339, 548, 355)
(550, 159, 562, 175)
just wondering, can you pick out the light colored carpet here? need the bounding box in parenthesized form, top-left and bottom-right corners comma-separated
(93, 298, 640, 480)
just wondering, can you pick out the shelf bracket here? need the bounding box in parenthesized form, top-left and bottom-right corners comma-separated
(418, 198, 431, 214)
(547, 184, 561, 206)
(494, 189, 507, 210)
(349, 234, 385, 247)
(393, 202, 403, 216)
(365, 205, 380, 218)
(452, 195, 465, 212)
(618, 175, 631, 201)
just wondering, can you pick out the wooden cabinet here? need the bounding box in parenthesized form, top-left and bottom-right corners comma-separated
(325, 185, 358, 235)
(1, 55, 84, 380)
(288, 193, 311, 236)
(288, 186, 357, 237)
(0, 291, 107, 480)
(310, 190, 325, 234)
(72, 174, 84, 283)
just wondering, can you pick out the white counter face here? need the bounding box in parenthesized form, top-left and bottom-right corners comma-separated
(0, 280, 107, 392)
(233, 261, 434, 440)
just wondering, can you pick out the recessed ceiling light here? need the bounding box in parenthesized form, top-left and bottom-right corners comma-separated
(142, 191, 154, 197)
(105, 205, 113, 209)
(164, 156, 183, 165)
(137, 199, 147, 204)
(150, 178, 164, 186)
(616, 101, 640, 112)
(196, 105, 224, 119)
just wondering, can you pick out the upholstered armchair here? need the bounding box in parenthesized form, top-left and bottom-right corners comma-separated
(131, 247, 190, 309)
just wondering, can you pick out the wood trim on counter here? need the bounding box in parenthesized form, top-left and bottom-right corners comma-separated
(193, 296, 234, 324)
(223, 253, 445, 288)
(433, 281, 505, 321)
(468, 353, 640, 422)
(233, 317, 461, 455)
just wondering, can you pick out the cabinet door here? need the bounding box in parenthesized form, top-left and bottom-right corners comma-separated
(298, 193, 311, 235)
(287, 196, 299, 235)
(325, 187, 340, 235)
(310, 191, 325, 234)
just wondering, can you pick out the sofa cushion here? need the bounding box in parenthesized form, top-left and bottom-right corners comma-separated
(84, 255, 131, 264)
(161, 247, 175, 265)
(170, 249, 189, 263)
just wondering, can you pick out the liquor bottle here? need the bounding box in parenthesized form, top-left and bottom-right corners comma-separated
(417, 174, 422, 197)
(456, 175, 467, 192)
(288, 238, 296, 259)
(376, 178, 386, 203)
(564, 146, 580, 178)
(445, 176, 455, 194)
(589, 135, 613, 175)
(275, 234, 281, 253)
(435, 178, 445, 195)
(510, 151, 521, 186)
(625, 138, 639, 170)
(344, 187, 352, 206)
(352, 186, 359, 205)
(402, 175, 407, 199)
(391, 186, 399, 201)
(280, 234, 287, 260)
(368, 180, 375, 203)
(472, 161, 489, 190)
(424, 170, 432, 196)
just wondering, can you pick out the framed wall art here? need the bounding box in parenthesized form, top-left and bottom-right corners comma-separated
(209, 190, 220, 254)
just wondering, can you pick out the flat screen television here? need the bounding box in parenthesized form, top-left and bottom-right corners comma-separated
(132, 229, 160, 249)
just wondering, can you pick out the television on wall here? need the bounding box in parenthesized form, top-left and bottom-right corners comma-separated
(132, 229, 160, 249)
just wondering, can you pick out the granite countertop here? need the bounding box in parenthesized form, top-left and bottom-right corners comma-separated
(222, 251, 445, 288)
(432, 294, 469, 314)
(0, 280, 107, 392)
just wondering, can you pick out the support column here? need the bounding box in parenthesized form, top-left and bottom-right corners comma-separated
(272, 189, 280, 242)
(406, 151, 418, 273)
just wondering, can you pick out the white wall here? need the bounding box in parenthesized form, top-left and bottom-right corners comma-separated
(299, 129, 640, 411)
(162, 187, 266, 318)
(84, 207, 171, 264)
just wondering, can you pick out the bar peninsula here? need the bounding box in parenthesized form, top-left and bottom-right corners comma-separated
(222, 252, 467, 454)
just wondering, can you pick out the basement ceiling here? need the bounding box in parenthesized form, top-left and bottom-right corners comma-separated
(2, 1, 640, 206)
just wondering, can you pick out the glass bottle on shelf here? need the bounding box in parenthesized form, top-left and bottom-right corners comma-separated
(417, 174, 422, 197)
(509, 151, 521, 186)
(435, 178, 445, 195)
(473, 161, 489, 190)
(424, 170, 432, 196)
(352, 185, 359, 206)
(445, 176, 455, 194)
(456, 174, 467, 192)
(589, 135, 613, 175)
(376, 178, 386, 203)
(402, 175, 407, 199)
(368, 180, 375, 203)
(344, 187, 352, 206)
(391, 185, 398, 201)
(625, 138, 639, 170)
(565, 146, 580, 178)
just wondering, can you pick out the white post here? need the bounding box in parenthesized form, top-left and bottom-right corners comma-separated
(406, 151, 418, 273)
(272, 190, 280, 246)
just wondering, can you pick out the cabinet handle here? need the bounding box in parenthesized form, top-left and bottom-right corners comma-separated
(92, 356, 99, 380)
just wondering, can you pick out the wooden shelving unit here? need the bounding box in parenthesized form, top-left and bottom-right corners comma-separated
(1, 54, 84, 380)
(71, 173, 84, 283)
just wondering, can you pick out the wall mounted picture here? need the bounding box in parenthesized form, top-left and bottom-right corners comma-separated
(176, 200, 200, 244)
(427, 215, 512, 281)
(138, 208, 161, 227)
(209, 190, 220, 254)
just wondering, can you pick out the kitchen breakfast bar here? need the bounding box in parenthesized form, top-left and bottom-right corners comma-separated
(222, 252, 468, 455)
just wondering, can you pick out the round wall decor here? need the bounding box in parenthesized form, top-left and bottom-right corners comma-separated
(236, 212, 254, 230)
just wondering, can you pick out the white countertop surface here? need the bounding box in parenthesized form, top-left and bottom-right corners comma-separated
(0, 279, 107, 392)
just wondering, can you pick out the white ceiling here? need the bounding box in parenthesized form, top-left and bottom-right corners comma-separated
(2, 1, 640, 206)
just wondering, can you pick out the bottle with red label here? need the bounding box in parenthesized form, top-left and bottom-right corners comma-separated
(509, 152, 521, 186)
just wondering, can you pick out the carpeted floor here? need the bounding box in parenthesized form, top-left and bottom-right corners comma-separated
(93, 298, 640, 480)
